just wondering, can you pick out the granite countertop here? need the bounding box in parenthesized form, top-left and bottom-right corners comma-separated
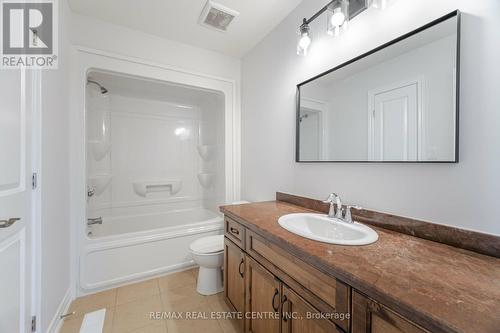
(220, 201, 500, 333)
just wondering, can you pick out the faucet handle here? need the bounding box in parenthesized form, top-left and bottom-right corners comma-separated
(323, 193, 337, 203)
(343, 205, 362, 223)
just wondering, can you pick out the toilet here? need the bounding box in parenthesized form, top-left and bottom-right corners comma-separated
(189, 234, 224, 295)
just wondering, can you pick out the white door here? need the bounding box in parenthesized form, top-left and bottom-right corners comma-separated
(299, 108, 322, 160)
(369, 83, 418, 161)
(0, 69, 32, 333)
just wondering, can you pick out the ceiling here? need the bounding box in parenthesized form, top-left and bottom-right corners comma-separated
(68, 0, 303, 58)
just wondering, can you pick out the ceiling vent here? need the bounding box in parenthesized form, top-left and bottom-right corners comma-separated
(198, 1, 239, 32)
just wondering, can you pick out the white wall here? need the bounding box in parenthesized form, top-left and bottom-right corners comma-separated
(40, 0, 72, 331)
(241, 0, 500, 235)
(70, 12, 241, 83)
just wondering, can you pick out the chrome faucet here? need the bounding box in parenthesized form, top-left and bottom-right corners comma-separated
(323, 193, 342, 219)
(323, 193, 361, 223)
(87, 217, 103, 226)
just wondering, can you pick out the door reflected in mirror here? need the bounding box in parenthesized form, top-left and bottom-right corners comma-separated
(297, 12, 459, 162)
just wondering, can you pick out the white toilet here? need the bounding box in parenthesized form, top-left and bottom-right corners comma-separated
(189, 234, 224, 295)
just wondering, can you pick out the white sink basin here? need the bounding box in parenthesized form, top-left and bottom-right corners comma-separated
(278, 213, 378, 245)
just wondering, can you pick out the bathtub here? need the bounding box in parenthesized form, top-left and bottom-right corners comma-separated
(79, 207, 223, 293)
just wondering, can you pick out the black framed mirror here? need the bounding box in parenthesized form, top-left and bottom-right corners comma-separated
(296, 11, 460, 163)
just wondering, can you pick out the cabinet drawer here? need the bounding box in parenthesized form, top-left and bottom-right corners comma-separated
(225, 217, 245, 249)
(246, 230, 350, 332)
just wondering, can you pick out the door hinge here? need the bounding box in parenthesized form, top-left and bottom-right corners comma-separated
(32, 173, 37, 190)
(31, 316, 36, 332)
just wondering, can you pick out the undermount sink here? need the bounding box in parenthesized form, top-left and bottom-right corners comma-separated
(278, 213, 378, 245)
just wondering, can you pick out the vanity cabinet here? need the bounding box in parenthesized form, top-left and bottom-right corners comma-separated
(245, 256, 281, 333)
(245, 255, 342, 333)
(224, 237, 246, 331)
(352, 291, 431, 333)
(224, 216, 436, 333)
(224, 217, 350, 333)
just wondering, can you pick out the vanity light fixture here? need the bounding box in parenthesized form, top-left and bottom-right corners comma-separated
(297, 19, 312, 56)
(297, 0, 389, 56)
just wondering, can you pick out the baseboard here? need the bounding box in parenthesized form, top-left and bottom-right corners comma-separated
(45, 288, 72, 333)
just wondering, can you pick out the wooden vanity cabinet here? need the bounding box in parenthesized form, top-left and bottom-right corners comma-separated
(245, 256, 281, 333)
(352, 291, 431, 333)
(281, 285, 343, 333)
(245, 256, 342, 333)
(224, 237, 246, 331)
(224, 216, 435, 333)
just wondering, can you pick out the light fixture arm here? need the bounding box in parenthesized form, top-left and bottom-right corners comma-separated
(302, 0, 337, 25)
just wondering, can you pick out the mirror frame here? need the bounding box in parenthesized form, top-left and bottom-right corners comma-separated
(296, 10, 461, 163)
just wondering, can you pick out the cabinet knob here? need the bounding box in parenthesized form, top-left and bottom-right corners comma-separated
(230, 227, 239, 235)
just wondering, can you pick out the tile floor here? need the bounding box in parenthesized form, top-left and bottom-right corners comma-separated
(61, 268, 239, 333)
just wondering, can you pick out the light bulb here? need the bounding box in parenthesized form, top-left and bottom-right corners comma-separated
(299, 34, 311, 49)
(330, 7, 345, 27)
(297, 20, 312, 56)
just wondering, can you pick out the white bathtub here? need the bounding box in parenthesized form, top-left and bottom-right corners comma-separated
(79, 208, 223, 293)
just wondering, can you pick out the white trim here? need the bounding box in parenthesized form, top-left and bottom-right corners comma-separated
(74, 46, 237, 85)
(367, 77, 423, 161)
(30, 69, 42, 333)
(70, 46, 240, 297)
(45, 288, 72, 333)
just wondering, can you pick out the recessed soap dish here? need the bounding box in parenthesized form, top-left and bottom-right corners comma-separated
(197, 145, 217, 161)
(133, 180, 182, 197)
(197, 173, 215, 188)
(88, 140, 111, 161)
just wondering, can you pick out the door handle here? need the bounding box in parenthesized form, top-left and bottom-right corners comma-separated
(0, 218, 21, 228)
(238, 258, 245, 278)
(281, 295, 289, 322)
(271, 288, 279, 312)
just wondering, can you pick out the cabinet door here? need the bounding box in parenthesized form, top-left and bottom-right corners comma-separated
(281, 285, 342, 333)
(245, 257, 281, 333)
(224, 237, 246, 319)
(352, 291, 431, 333)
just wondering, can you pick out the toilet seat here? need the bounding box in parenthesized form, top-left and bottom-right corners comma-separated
(189, 235, 224, 255)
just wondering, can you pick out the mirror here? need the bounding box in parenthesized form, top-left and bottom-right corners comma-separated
(297, 12, 460, 162)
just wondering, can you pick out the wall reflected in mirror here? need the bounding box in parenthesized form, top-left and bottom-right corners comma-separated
(297, 13, 459, 162)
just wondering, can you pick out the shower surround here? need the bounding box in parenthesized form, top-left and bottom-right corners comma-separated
(80, 68, 228, 293)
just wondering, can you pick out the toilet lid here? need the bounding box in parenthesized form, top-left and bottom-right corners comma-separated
(190, 235, 224, 254)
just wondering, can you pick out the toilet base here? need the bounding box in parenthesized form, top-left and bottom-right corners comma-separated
(196, 266, 223, 295)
